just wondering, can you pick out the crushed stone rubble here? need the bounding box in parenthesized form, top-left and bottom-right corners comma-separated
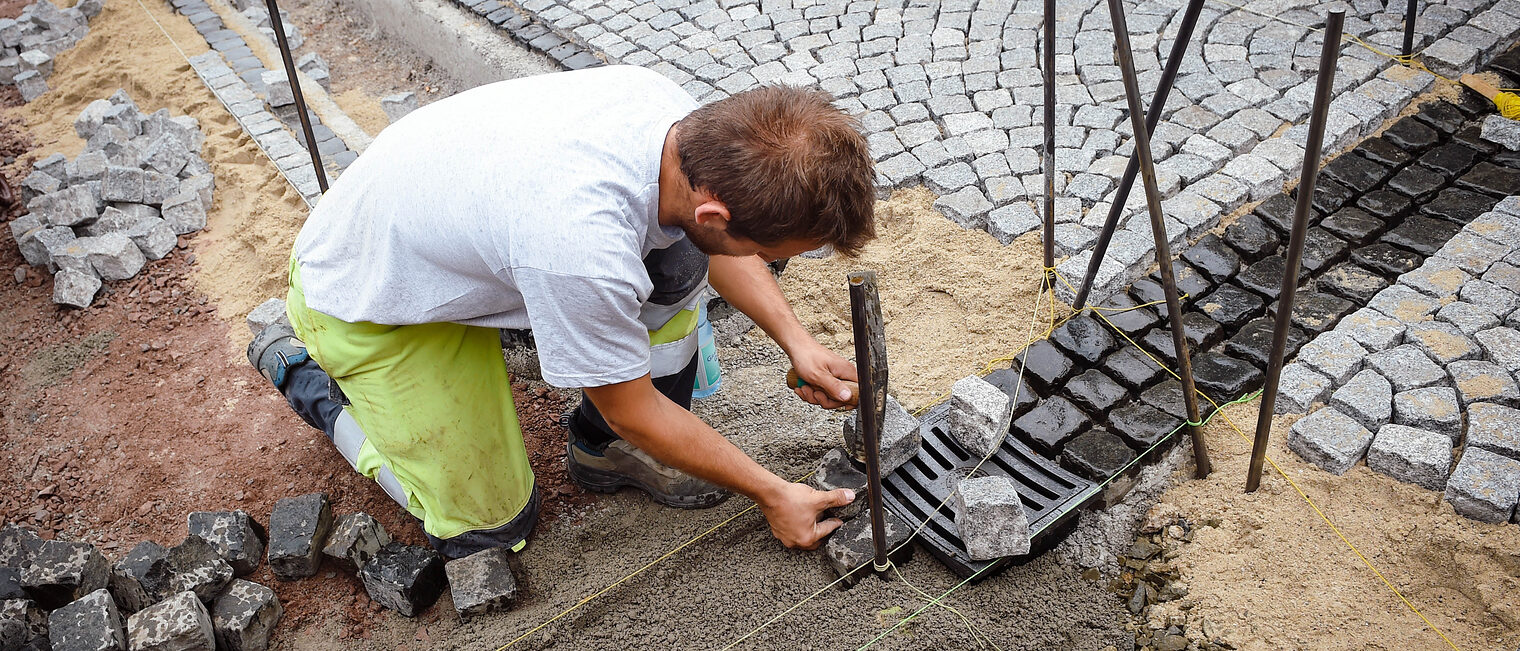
(10, 91, 215, 309)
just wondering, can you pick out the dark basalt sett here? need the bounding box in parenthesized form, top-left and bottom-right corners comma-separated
(1060, 430, 1137, 482)
(1319, 152, 1389, 191)
(1354, 136, 1412, 167)
(1064, 369, 1130, 413)
(1014, 340, 1076, 391)
(1382, 117, 1440, 151)
(1381, 215, 1462, 256)
(1456, 162, 1520, 197)
(1103, 346, 1167, 391)
(1049, 315, 1117, 366)
(1223, 212, 1281, 261)
(1108, 402, 1184, 451)
(1300, 228, 1350, 275)
(1189, 352, 1264, 399)
(1224, 317, 1309, 367)
(1181, 234, 1241, 282)
(1356, 188, 1413, 218)
(1319, 206, 1387, 245)
(1421, 187, 1496, 224)
(1013, 396, 1091, 455)
(1352, 242, 1423, 276)
(1195, 283, 1265, 329)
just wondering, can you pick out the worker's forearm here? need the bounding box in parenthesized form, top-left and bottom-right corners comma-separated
(604, 391, 789, 504)
(707, 255, 812, 354)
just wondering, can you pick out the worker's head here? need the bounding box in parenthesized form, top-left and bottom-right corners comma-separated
(673, 85, 876, 259)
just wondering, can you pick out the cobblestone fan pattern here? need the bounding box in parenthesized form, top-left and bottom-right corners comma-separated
(0, 0, 103, 102)
(168, 0, 356, 203)
(452, 0, 1519, 298)
(966, 48, 1515, 499)
(1285, 193, 1520, 525)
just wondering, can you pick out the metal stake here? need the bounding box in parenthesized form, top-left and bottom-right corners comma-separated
(849, 271, 891, 574)
(1247, 11, 1344, 493)
(1071, 0, 1206, 311)
(1401, 0, 1417, 58)
(263, 0, 328, 193)
(1106, 0, 1212, 479)
(1041, 0, 1056, 272)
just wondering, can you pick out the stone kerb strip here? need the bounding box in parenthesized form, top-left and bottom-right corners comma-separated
(1282, 195, 1520, 526)
(169, 0, 364, 204)
(186, 50, 324, 203)
(437, 0, 1519, 301)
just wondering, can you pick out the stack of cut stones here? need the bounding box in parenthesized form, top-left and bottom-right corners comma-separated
(0, 496, 523, 649)
(10, 91, 214, 309)
(0, 0, 102, 102)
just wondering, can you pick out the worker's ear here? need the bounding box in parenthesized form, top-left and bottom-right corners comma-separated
(693, 196, 731, 230)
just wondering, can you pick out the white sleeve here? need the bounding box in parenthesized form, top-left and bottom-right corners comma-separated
(514, 266, 651, 389)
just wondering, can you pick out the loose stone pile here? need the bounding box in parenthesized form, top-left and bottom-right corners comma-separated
(0, 518, 276, 651)
(1284, 195, 1520, 526)
(10, 91, 214, 309)
(0, 0, 101, 102)
(0, 495, 525, 649)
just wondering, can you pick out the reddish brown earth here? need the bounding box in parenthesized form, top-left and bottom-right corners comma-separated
(0, 94, 583, 642)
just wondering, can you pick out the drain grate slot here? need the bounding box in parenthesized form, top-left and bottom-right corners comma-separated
(882, 404, 1099, 580)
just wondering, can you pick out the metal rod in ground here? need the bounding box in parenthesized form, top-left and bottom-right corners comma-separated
(1105, 0, 1212, 479)
(1070, 0, 1206, 311)
(1247, 11, 1345, 493)
(1401, 0, 1417, 57)
(849, 271, 891, 574)
(1041, 0, 1056, 272)
(262, 0, 328, 193)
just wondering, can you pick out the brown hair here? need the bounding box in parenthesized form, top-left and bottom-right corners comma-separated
(675, 86, 876, 256)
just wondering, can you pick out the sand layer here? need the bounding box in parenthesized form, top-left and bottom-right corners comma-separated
(11, 0, 308, 343)
(781, 187, 1058, 410)
(1146, 402, 1520, 650)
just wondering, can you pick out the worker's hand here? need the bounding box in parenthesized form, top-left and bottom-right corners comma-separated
(789, 344, 857, 409)
(759, 482, 855, 550)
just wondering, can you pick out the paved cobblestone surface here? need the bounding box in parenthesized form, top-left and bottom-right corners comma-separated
(449, 0, 1520, 300)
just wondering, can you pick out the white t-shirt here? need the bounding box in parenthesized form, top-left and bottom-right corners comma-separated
(294, 66, 699, 389)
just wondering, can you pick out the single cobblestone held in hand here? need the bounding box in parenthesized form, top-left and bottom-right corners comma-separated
(1449, 360, 1520, 408)
(266, 493, 333, 581)
(808, 447, 867, 521)
(952, 475, 1029, 561)
(842, 394, 921, 474)
(21, 539, 109, 610)
(210, 579, 280, 651)
(1287, 406, 1374, 476)
(1443, 447, 1520, 523)
(47, 588, 125, 651)
(444, 547, 518, 619)
(1367, 424, 1453, 492)
(1467, 402, 1520, 462)
(127, 590, 214, 651)
(321, 513, 391, 573)
(359, 543, 445, 617)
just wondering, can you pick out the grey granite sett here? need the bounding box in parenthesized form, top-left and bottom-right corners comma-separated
(1443, 447, 1520, 523)
(1329, 369, 1393, 431)
(1367, 424, 1452, 491)
(1288, 406, 1374, 475)
(1393, 386, 1463, 441)
(1366, 344, 1449, 392)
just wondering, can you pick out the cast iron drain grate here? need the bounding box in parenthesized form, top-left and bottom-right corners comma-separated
(883, 403, 1099, 580)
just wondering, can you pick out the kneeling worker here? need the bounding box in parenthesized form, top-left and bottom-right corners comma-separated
(246, 65, 878, 558)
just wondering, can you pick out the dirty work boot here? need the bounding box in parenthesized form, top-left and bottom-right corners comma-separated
(246, 320, 309, 390)
(566, 429, 730, 509)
